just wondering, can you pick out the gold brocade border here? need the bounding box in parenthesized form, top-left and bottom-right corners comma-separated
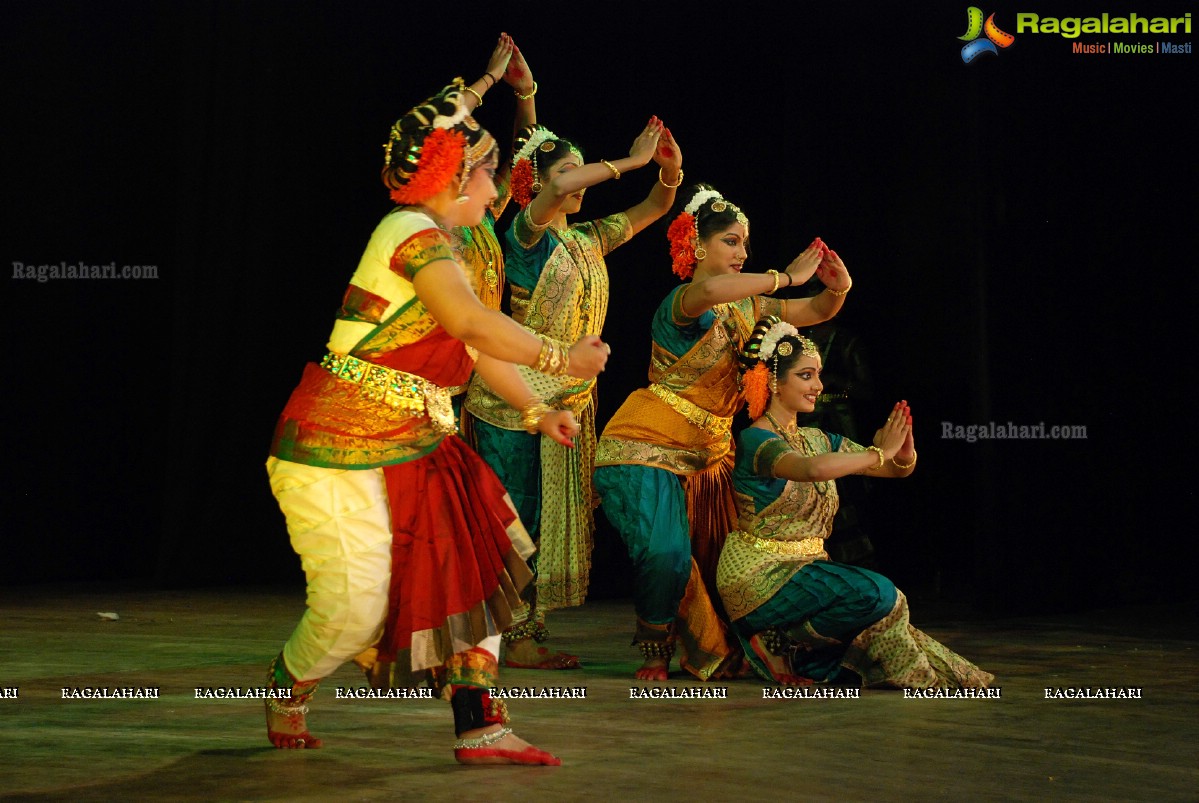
(353, 296, 441, 357)
(451, 218, 505, 311)
(465, 367, 594, 430)
(338, 284, 391, 324)
(319, 352, 456, 433)
(389, 229, 455, 281)
(732, 529, 825, 557)
(593, 437, 718, 475)
(434, 646, 500, 691)
(649, 383, 732, 439)
(272, 421, 441, 469)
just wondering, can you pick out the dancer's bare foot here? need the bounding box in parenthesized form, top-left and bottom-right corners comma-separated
(503, 636, 581, 670)
(749, 633, 813, 687)
(265, 697, 323, 749)
(712, 654, 753, 680)
(454, 725, 561, 766)
(634, 656, 669, 682)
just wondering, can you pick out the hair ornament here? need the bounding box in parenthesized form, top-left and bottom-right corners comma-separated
(667, 212, 697, 280)
(515, 126, 559, 164)
(685, 189, 723, 215)
(744, 362, 770, 419)
(759, 321, 800, 361)
(387, 128, 467, 205)
(511, 125, 581, 208)
(383, 78, 495, 206)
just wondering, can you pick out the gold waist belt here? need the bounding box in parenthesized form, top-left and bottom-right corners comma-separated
(735, 530, 824, 557)
(649, 384, 731, 438)
(320, 352, 456, 434)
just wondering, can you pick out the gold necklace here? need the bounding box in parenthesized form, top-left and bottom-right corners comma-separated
(764, 412, 799, 440)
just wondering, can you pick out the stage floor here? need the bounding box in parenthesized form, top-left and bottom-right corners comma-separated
(0, 587, 1195, 801)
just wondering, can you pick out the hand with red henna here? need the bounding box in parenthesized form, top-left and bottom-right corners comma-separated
(782, 239, 825, 288)
(503, 34, 535, 96)
(628, 116, 665, 167)
(815, 244, 852, 294)
(652, 125, 683, 177)
(483, 33, 514, 84)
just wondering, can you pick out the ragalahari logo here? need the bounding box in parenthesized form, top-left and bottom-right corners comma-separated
(959, 7, 1016, 62)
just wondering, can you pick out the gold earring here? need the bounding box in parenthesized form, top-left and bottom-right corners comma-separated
(694, 246, 707, 260)
(456, 194, 470, 205)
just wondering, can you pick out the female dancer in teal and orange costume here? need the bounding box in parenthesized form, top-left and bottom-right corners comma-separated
(464, 118, 685, 669)
(716, 318, 993, 690)
(593, 184, 852, 681)
(263, 81, 609, 765)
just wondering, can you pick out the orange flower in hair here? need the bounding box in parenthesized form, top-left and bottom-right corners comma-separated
(511, 159, 535, 208)
(390, 128, 466, 205)
(744, 362, 770, 419)
(667, 212, 697, 280)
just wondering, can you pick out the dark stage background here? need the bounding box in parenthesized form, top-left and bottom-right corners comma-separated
(4, 1, 1194, 614)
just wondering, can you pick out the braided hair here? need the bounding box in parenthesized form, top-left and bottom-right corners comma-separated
(381, 80, 496, 202)
(739, 315, 818, 418)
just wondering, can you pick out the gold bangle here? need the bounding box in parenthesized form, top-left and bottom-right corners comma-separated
(462, 86, 484, 107)
(825, 282, 852, 297)
(766, 269, 781, 295)
(533, 336, 553, 373)
(658, 167, 683, 188)
(520, 400, 554, 434)
(532, 335, 571, 376)
(865, 446, 886, 470)
(600, 159, 621, 180)
(514, 81, 538, 100)
(891, 451, 917, 470)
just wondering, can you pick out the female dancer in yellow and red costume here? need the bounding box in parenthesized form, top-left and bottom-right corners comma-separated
(464, 119, 684, 669)
(264, 80, 609, 765)
(717, 317, 993, 690)
(347, 37, 539, 687)
(594, 184, 852, 681)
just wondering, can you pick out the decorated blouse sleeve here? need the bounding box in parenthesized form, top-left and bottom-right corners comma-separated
(833, 433, 865, 454)
(651, 286, 703, 356)
(504, 208, 556, 291)
(733, 427, 789, 511)
(752, 432, 795, 478)
(583, 213, 632, 257)
(753, 293, 788, 322)
(388, 227, 455, 282)
(510, 205, 553, 250)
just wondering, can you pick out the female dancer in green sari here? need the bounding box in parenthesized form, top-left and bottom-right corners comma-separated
(717, 317, 993, 689)
(465, 119, 684, 668)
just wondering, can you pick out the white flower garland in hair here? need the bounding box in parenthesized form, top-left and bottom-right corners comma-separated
(432, 100, 469, 130)
(759, 321, 800, 360)
(685, 189, 723, 215)
(514, 126, 559, 163)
